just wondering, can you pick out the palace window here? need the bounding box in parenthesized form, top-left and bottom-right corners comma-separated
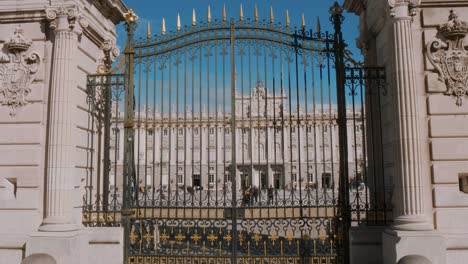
(177, 175, 183, 185)
(209, 174, 215, 184)
(292, 173, 297, 182)
(178, 128, 183, 135)
(209, 128, 214, 135)
(308, 173, 314, 183)
(163, 128, 168, 136)
(194, 128, 199, 135)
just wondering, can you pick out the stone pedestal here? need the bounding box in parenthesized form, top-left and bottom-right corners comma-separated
(382, 229, 446, 264)
(26, 231, 86, 264)
(350, 226, 386, 264)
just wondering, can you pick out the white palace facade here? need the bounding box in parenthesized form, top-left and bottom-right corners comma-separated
(109, 85, 364, 192)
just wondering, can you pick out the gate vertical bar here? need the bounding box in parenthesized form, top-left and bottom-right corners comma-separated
(122, 11, 137, 264)
(102, 74, 112, 212)
(230, 19, 238, 264)
(331, 2, 350, 264)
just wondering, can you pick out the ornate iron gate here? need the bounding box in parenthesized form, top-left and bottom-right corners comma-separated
(122, 6, 345, 263)
(83, 3, 390, 264)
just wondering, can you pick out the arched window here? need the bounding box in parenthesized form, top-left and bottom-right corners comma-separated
(259, 144, 265, 160)
(242, 143, 250, 159)
(275, 143, 281, 159)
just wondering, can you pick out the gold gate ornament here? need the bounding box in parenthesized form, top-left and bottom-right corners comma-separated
(427, 10, 468, 106)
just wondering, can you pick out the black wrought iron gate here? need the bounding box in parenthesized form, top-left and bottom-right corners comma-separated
(83, 3, 390, 264)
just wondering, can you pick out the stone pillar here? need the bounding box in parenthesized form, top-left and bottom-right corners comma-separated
(388, 0, 432, 231)
(39, 6, 88, 232)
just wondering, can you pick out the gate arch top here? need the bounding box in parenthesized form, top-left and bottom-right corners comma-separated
(134, 17, 334, 58)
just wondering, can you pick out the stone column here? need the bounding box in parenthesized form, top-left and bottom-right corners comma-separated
(388, 0, 431, 231)
(39, 6, 88, 232)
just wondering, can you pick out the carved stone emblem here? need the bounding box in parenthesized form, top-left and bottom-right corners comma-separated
(426, 10, 468, 106)
(97, 39, 121, 74)
(0, 26, 40, 116)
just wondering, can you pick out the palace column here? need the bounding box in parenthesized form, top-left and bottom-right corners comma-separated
(39, 6, 88, 232)
(388, 0, 431, 231)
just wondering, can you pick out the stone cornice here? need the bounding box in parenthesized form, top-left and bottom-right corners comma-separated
(343, 0, 366, 15)
(421, 0, 468, 7)
(0, 1, 127, 48)
(91, 0, 128, 24)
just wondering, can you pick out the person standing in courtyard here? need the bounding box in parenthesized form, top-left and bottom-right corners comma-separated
(268, 185, 274, 205)
(252, 186, 258, 204)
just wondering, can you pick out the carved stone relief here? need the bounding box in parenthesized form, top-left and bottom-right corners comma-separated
(97, 39, 120, 74)
(0, 26, 40, 116)
(426, 10, 468, 106)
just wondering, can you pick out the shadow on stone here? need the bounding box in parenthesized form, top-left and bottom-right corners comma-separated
(397, 255, 432, 264)
(21, 253, 56, 264)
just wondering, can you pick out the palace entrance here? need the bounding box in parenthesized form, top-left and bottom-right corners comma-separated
(83, 3, 388, 264)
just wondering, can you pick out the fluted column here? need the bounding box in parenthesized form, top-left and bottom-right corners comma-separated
(388, 0, 431, 231)
(39, 6, 88, 232)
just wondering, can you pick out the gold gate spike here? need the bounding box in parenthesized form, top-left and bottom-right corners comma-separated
(146, 22, 151, 39)
(207, 6, 212, 23)
(177, 13, 181, 31)
(192, 9, 196, 26)
(286, 10, 290, 27)
(270, 6, 274, 23)
(239, 4, 244, 21)
(254, 5, 259, 21)
(162, 18, 166, 35)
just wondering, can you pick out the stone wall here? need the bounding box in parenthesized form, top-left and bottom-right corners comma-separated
(345, 0, 468, 263)
(421, 3, 468, 263)
(0, 0, 126, 263)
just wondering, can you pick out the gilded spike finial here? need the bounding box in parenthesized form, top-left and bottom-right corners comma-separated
(316, 16, 321, 33)
(254, 5, 259, 21)
(124, 8, 139, 24)
(240, 4, 244, 21)
(146, 21, 151, 39)
(207, 6, 212, 23)
(222, 4, 227, 21)
(286, 10, 290, 27)
(192, 9, 196, 26)
(270, 6, 274, 23)
(301, 14, 306, 29)
(162, 18, 166, 35)
(177, 13, 181, 31)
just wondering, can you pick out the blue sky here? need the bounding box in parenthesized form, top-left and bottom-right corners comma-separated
(116, 0, 360, 57)
(115, 1, 363, 113)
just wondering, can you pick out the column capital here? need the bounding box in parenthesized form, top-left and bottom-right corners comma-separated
(388, 0, 421, 19)
(46, 5, 89, 35)
(97, 39, 121, 74)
